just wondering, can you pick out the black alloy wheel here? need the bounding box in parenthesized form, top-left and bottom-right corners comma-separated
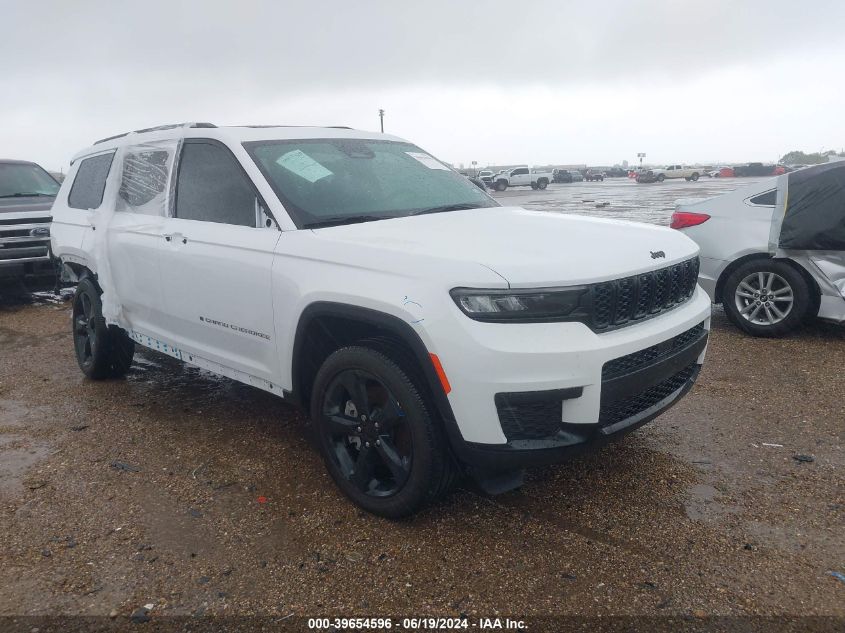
(321, 367, 413, 498)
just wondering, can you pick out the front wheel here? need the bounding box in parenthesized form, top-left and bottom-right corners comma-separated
(495, 180, 507, 192)
(72, 278, 135, 379)
(691, 172, 699, 181)
(722, 259, 812, 337)
(657, 174, 665, 182)
(311, 345, 455, 518)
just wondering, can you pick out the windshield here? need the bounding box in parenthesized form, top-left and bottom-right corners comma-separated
(0, 163, 60, 198)
(244, 139, 497, 227)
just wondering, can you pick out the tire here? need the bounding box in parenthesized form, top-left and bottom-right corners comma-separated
(72, 277, 135, 379)
(530, 183, 538, 190)
(722, 259, 812, 337)
(495, 180, 507, 192)
(691, 172, 699, 181)
(310, 344, 455, 518)
(685, 177, 691, 182)
(657, 174, 665, 182)
(537, 179, 548, 190)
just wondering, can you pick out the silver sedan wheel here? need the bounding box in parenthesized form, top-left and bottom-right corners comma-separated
(734, 271, 794, 326)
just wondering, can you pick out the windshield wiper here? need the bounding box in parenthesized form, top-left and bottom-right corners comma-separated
(0, 192, 56, 198)
(303, 214, 396, 229)
(409, 203, 487, 216)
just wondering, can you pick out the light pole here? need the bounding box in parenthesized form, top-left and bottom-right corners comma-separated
(471, 160, 477, 176)
(637, 152, 646, 169)
(379, 109, 385, 133)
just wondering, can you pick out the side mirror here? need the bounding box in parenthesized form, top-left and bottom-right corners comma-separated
(255, 198, 279, 230)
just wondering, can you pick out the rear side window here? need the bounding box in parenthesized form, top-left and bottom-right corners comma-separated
(68, 153, 114, 210)
(116, 141, 178, 215)
(749, 190, 776, 206)
(175, 142, 257, 227)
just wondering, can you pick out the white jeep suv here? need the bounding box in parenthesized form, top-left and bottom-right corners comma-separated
(51, 123, 711, 517)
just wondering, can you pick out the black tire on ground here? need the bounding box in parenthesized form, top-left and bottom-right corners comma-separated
(530, 183, 538, 190)
(722, 259, 813, 337)
(495, 180, 507, 192)
(310, 344, 456, 518)
(537, 179, 548, 190)
(691, 172, 699, 181)
(72, 277, 135, 379)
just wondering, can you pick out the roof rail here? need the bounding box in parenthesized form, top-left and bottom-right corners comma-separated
(93, 122, 217, 145)
(237, 125, 352, 129)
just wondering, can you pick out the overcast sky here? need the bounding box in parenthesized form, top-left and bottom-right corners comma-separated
(3, 0, 844, 171)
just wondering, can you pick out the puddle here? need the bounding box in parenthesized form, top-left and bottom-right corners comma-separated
(684, 483, 740, 522)
(0, 435, 53, 497)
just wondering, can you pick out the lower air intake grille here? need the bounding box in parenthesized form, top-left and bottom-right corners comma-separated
(598, 363, 697, 428)
(601, 322, 705, 381)
(495, 396, 562, 440)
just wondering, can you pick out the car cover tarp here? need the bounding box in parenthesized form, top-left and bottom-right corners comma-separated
(776, 162, 845, 251)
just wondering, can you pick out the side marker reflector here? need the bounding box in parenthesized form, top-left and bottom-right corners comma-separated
(429, 353, 451, 395)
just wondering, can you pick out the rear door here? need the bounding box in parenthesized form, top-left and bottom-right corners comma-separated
(105, 141, 177, 332)
(511, 167, 530, 185)
(158, 139, 281, 382)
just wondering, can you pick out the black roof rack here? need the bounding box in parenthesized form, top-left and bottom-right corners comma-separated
(93, 122, 217, 145)
(236, 125, 352, 129)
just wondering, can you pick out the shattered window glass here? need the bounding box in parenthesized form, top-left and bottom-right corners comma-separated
(68, 152, 114, 210)
(116, 141, 177, 215)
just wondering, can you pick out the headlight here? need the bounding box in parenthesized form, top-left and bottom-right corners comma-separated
(450, 287, 590, 323)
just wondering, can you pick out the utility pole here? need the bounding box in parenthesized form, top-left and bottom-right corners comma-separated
(378, 109, 385, 133)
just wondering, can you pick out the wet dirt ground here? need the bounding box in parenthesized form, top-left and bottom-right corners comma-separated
(0, 289, 843, 624)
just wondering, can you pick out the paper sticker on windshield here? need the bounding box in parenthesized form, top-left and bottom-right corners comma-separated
(275, 149, 333, 182)
(406, 152, 449, 170)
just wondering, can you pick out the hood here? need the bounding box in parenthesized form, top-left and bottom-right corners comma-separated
(310, 206, 699, 287)
(0, 196, 54, 217)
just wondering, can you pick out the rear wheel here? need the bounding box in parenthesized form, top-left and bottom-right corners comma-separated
(311, 345, 455, 518)
(537, 179, 548, 190)
(691, 172, 700, 181)
(722, 259, 812, 337)
(72, 278, 135, 379)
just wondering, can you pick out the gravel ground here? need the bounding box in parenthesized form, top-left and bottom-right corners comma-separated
(0, 291, 843, 625)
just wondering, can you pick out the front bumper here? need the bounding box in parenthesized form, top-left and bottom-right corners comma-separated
(433, 287, 711, 468)
(459, 330, 705, 470)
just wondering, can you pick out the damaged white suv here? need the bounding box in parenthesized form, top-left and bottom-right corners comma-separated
(51, 123, 711, 517)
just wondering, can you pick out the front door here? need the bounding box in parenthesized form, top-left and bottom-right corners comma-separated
(158, 139, 281, 383)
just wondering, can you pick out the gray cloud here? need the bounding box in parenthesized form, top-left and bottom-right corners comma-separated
(2, 0, 844, 169)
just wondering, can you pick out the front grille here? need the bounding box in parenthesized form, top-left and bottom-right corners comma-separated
(590, 258, 699, 331)
(495, 396, 562, 440)
(598, 363, 697, 428)
(0, 217, 51, 263)
(602, 322, 705, 381)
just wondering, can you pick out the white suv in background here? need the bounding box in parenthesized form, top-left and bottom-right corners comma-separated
(51, 122, 710, 517)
